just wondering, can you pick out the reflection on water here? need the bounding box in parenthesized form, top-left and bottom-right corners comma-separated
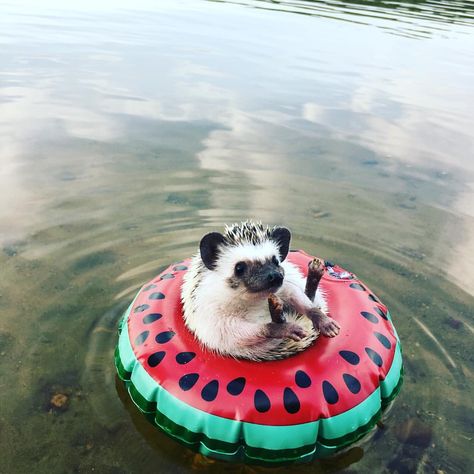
(0, 0, 473, 473)
(226, 0, 474, 38)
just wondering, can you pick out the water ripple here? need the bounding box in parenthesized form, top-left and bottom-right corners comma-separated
(218, 0, 474, 38)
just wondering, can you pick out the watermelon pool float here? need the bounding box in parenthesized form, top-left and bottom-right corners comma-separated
(115, 250, 403, 465)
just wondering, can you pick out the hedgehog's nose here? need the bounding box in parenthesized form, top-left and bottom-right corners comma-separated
(268, 271, 283, 286)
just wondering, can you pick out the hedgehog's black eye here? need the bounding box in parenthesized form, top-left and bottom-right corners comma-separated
(234, 261, 247, 276)
(272, 255, 279, 266)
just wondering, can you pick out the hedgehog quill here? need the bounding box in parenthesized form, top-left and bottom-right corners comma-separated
(181, 221, 340, 361)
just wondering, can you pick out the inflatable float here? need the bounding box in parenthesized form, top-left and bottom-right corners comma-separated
(115, 250, 403, 465)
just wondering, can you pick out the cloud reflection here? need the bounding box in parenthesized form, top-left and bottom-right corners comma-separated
(1, 0, 473, 294)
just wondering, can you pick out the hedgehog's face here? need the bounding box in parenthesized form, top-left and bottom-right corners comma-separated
(229, 253, 285, 294)
(199, 226, 291, 297)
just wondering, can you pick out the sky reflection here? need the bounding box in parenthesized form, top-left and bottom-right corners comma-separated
(1, 0, 473, 291)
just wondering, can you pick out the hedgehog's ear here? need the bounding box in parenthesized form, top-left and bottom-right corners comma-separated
(200, 232, 226, 270)
(271, 227, 291, 261)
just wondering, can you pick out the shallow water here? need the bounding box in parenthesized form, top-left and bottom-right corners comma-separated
(0, 0, 473, 472)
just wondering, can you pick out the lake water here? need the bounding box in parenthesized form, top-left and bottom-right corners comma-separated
(1, 0, 473, 472)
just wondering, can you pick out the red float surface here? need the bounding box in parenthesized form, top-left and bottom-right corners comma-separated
(127, 250, 397, 426)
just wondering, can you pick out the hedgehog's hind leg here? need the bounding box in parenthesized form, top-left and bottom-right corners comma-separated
(305, 257, 325, 302)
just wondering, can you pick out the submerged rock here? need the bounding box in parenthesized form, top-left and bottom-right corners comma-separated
(35, 370, 81, 414)
(49, 392, 69, 412)
(445, 316, 463, 330)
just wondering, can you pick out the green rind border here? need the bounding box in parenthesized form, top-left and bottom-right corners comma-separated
(115, 304, 403, 465)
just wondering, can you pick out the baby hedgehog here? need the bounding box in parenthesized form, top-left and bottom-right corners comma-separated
(181, 221, 340, 360)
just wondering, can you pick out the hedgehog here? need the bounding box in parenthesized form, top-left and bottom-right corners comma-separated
(181, 221, 340, 361)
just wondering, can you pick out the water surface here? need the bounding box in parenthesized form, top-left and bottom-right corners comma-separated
(0, 1, 473, 473)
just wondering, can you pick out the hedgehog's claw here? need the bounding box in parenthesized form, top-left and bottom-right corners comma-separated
(319, 317, 340, 337)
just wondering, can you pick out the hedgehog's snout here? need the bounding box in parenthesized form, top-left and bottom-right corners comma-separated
(267, 270, 283, 286)
(243, 260, 284, 293)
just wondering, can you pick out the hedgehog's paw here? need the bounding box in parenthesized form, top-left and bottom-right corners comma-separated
(308, 257, 325, 279)
(264, 322, 307, 341)
(284, 322, 308, 341)
(319, 316, 340, 338)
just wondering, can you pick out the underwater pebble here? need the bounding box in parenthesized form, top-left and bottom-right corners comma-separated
(49, 392, 69, 412)
(445, 317, 463, 330)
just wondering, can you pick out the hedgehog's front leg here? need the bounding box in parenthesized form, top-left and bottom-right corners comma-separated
(305, 257, 325, 302)
(268, 293, 286, 323)
(266, 293, 306, 341)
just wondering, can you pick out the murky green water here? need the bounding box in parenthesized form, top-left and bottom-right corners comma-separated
(1, 0, 473, 472)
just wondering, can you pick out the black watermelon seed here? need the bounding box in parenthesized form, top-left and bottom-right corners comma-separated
(254, 389, 271, 413)
(134, 304, 150, 313)
(143, 313, 162, 324)
(366, 347, 383, 367)
(350, 283, 366, 291)
(148, 351, 166, 367)
(374, 331, 391, 349)
(374, 306, 388, 320)
(295, 370, 312, 388)
(143, 284, 157, 291)
(201, 380, 219, 402)
(227, 377, 246, 396)
(343, 373, 361, 394)
(179, 373, 199, 391)
(134, 330, 149, 346)
(173, 265, 188, 271)
(322, 381, 339, 404)
(160, 273, 175, 280)
(283, 388, 300, 414)
(361, 311, 379, 324)
(176, 352, 196, 364)
(339, 350, 360, 365)
(368, 293, 380, 302)
(149, 292, 165, 300)
(155, 331, 175, 344)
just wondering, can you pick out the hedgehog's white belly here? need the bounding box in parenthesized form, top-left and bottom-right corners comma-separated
(244, 299, 273, 324)
(181, 257, 325, 359)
